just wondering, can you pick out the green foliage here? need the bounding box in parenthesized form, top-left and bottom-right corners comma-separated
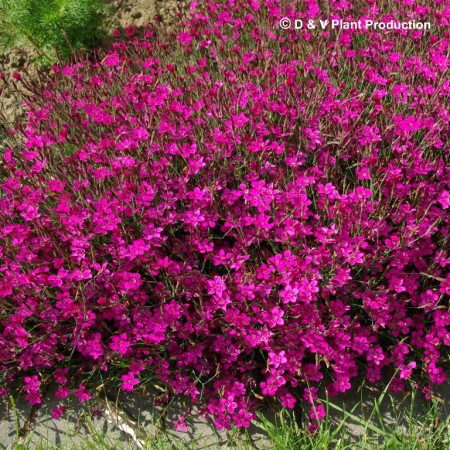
(253, 383, 450, 450)
(0, 0, 112, 60)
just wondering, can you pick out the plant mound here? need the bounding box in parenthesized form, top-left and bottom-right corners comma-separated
(0, 0, 449, 429)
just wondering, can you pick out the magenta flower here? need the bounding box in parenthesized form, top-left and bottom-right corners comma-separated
(109, 333, 131, 356)
(55, 386, 69, 399)
(51, 406, 66, 419)
(173, 414, 188, 432)
(310, 404, 326, 422)
(394, 115, 421, 136)
(121, 372, 139, 391)
(207, 276, 227, 297)
(178, 32, 194, 45)
(74, 385, 91, 403)
(437, 190, 450, 209)
(104, 52, 121, 67)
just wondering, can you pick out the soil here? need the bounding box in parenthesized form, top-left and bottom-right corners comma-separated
(0, 0, 188, 126)
(110, 0, 188, 28)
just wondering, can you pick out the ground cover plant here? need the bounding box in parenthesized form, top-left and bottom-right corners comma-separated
(0, 0, 449, 434)
(0, 0, 112, 61)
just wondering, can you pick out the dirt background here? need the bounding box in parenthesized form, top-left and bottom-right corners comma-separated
(110, 0, 187, 28)
(0, 0, 189, 125)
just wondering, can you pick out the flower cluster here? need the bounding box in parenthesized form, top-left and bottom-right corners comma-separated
(0, 0, 449, 430)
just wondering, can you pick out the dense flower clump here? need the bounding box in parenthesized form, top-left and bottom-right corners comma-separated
(0, 0, 449, 429)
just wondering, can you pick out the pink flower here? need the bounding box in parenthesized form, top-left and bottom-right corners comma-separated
(280, 392, 296, 409)
(389, 276, 406, 293)
(18, 204, 40, 221)
(230, 113, 249, 128)
(55, 386, 69, 399)
(179, 32, 193, 44)
(24, 375, 40, 391)
(394, 115, 421, 136)
(121, 372, 139, 391)
(183, 208, 205, 227)
(110, 333, 131, 356)
(399, 361, 416, 379)
(260, 372, 286, 396)
(388, 52, 402, 63)
(104, 52, 121, 67)
(25, 391, 42, 405)
(116, 272, 143, 293)
(268, 350, 287, 369)
(131, 127, 149, 142)
(264, 306, 284, 328)
(129, 359, 145, 374)
(54, 368, 69, 384)
(279, 283, 299, 304)
(310, 404, 326, 421)
(358, 125, 381, 146)
(253, 213, 273, 230)
(437, 190, 450, 209)
(51, 406, 66, 419)
(173, 414, 188, 432)
(74, 385, 91, 403)
(24, 376, 41, 405)
(207, 276, 227, 297)
(47, 179, 66, 192)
